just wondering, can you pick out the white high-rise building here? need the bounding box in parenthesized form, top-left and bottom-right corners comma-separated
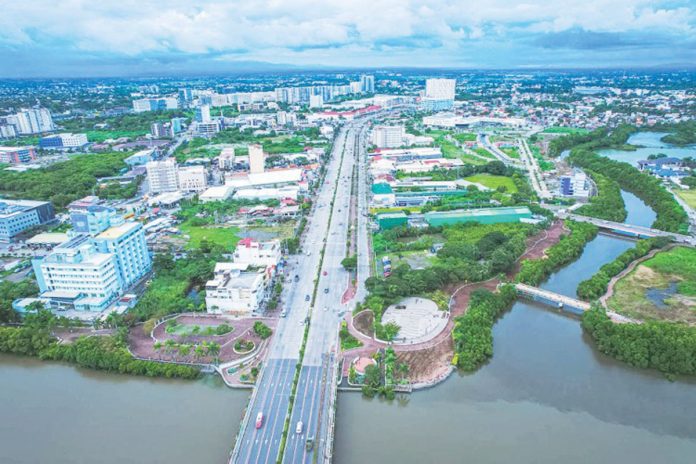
(425, 78, 456, 100)
(177, 166, 208, 192)
(218, 147, 236, 170)
(146, 159, 179, 194)
(196, 105, 211, 123)
(372, 126, 405, 148)
(248, 144, 265, 174)
(10, 108, 55, 134)
(360, 75, 375, 93)
(309, 94, 324, 108)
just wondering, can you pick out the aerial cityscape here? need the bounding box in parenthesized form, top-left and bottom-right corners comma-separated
(2, 1, 696, 464)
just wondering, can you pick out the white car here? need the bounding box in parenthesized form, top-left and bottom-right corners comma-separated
(296, 421, 303, 434)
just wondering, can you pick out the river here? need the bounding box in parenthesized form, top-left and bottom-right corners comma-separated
(3, 190, 696, 463)
(334, 192, 696, 464)
(599, 131, 696, 166)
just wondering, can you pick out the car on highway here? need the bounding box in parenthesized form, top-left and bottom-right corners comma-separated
(323, 271, 328, 276)
(296, 421, 303, 434)
(294, 275, 300, 282)
(255, 412, 264, 429)
(280, 310, 287, 317)
(305, 294, 310, 302)
(306, 437, 314, 451)
(324, 288, 329, 294)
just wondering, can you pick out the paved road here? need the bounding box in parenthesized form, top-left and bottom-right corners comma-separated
(231, 125, 357, 464)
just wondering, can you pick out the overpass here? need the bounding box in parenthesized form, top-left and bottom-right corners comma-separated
(558, 212, 695, 245)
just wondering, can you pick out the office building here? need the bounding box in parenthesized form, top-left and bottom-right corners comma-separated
(194, 120, 221, 137)
(248, 144, 265, 174)
(360, 74, 375, 93)
(178, 88, 193, 103)
(425, 78, 456, 100)
(39, 133, 89, 149)
(0, 199, 55, 242)
(93, 221, 152, 290)
(0, 146, 37, 164)
(146, 159, 179, 194)
(171, 117, 185, 134)
(177, 166, 208, 192)
(372, 126, 405, 148)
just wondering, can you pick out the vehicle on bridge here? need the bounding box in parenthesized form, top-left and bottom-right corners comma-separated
(296, 421, 303, 434)
(255, 412, 264, 429)
(305, 437, 314, 451)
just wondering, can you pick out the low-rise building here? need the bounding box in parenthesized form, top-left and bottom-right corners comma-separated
(205, 263, 269, 315)
(200, 185, 235, 202)
(0, 146, 36, 164)
(38, 133, 89, 149)
(233, 238, 282, 268)
(0, 199, 55, 242)
(177, 166, 208, 192)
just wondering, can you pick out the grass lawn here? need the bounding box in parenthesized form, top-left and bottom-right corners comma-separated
(675, 189, 696, 209)
(245, 222, 297, 240)
(472, 147, 495, 158)
(541, 127, 590, 135)
(180, 221, 240, 251)
(453, 132, 477, 143)
(608, 246, 696, 324)
(441, 222, 532, 245)
(464, 174, 518, 193)
(501, 147, 521, 159)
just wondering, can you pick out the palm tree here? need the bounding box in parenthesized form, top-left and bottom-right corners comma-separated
(207, 342, 221, 365)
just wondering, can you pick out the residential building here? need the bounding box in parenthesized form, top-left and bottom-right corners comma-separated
(372, 125, 405, 148)
(150, 122, 170, 138)
(194, 120, 221, 136)
(177, 166, 208, 192)
(195, 105, 211, 123)
(171, 117, 185, 134)
(6, 108, 55, 134)
(38, 133, 89, 149)
(0, 124, 17, 139)
(248, 144, 265, 174)
(146, 159, 179, 194)
(132, 97, 178, 113)
(425, 78, 456, 100)
(233, 238, 282, 268)
(309, 94, 324, 108)
(0, 146, 37, 164)
(360, 74, 376, 93)
(0, 199, 55, 242)
(205, 263, 269, 315)
(218, 147, 236, 170)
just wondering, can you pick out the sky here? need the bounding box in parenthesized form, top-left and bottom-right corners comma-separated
(1, 0, 695, 77)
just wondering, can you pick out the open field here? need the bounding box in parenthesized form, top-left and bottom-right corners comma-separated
(180, 221, 240, 251)
(501, 146, 521, 159)
(464, 174, 518, 192)
(675, 189, 696, 209)
(608, 246, 696, 324)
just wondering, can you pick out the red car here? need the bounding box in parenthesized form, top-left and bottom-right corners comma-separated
(255, 412, 264, 429)
(323, 271, 328, 276)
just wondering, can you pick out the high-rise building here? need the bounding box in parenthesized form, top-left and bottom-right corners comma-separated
(146, 159, 179, 194)
(425, 78, 456, 100)
(360, 75, 375, 93)
(132, 97, 178, 113)
(178, 88, 193, 103)
(7, 108, 55, 134)
(309, 94, 324, 108)
(177, 166, 208, 192)
(218, 147, 236, 170)
(171, 117, 185, 134)
(248, 144, 265, 174)
(372, 126, 405, 148)
(195, 105, 211, 123)
(150, 122, 170, 138)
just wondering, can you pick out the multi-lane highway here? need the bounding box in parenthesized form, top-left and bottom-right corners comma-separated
(231, 121, 366, 464)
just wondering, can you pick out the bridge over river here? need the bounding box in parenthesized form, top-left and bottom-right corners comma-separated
(558, 213, 695, 245)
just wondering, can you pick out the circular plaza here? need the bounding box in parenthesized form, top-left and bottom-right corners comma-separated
(381, 297, 449, 345)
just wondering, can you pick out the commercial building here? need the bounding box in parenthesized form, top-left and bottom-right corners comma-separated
(0, 146, 37, 164)
(233, 238, 282, 268)
(218, 147, 236, 170)
(177, 166, 208, 192)
(171, 117, 185, 134)
(0, 199, 55, 242)
(146, 159, 179, 194)
(248, 144, 265, 174)
(371, 183, 396, 206)
(200, 185, 235, 202)
(68, 197, 121, 236)
(205, 263, 269, 315)
(424, 206, 532, 227)
(559, 170, 591, 198)
(372, 126, 405, 148)
(38, 133, 89, 149)
(124, 149, 155, 167)
(233, 186, 300, 201)
(93, 221, 152, 290)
